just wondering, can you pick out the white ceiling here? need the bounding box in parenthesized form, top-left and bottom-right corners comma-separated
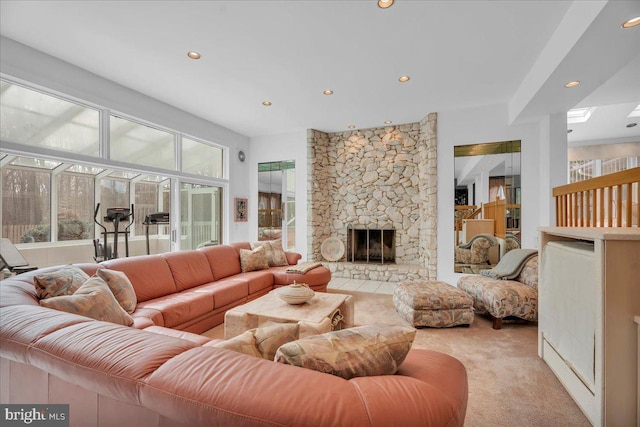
(1, 0, 639, 142)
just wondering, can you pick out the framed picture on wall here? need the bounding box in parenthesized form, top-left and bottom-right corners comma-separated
(234, 198, 248, 222)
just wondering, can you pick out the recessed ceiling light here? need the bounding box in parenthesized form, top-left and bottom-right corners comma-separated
(187, 51, 201, 60)
(564, 81, 580, 88)
(262, 101, 272, 106)
(567, 129, 573, 134)
(627, 123, 638, 128)
(622, 16, 640, 28)
(384, 120, 392, 124)
(378, 0, 394, 9)
(323, 90, 334, 95)
(398, 76, 410, 82)
(348, 125, 356, 129)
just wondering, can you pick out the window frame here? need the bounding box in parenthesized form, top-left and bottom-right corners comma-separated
(0, 76, 230, 250)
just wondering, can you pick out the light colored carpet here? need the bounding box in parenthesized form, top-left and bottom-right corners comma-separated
(204, 290, 591, 426)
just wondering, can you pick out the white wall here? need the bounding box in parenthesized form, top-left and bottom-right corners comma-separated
(437, 104, 545, 285)
(248, 105, 563, 282)
(249, 130, 308, 260)
(537, 113, 568, 230)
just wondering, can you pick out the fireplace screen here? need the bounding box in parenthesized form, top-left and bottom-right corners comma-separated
(347, 227, 395, 263)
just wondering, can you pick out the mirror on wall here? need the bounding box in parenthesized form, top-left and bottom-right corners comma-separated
(257, 160, 295, 250)
(453, 140, 521, 274)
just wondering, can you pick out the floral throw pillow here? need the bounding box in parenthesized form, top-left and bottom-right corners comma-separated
(211, 330, 262, 358)
(275, 325, 416, 379)
(39, 276, 134, 326)
(211, 323, 299, 360)
(254, 323, 299, 360)
(34, 265, 90, 300)
(250, 240, 288, 267)
(268, 240, 289, 267)
(96, 268, 137, 314)
(240, 246, 269, 272)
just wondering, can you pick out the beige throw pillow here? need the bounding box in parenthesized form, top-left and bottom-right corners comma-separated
(40, 276, 134, 326)
(34, 265, 89, 300)
(268, 240, 289, 267)
(251, 240, 288, 267)
(275, 325, 416, 379)
(212, 323, 300, 360)
(212, 330, 262, 358)
(240, 246, 269, 272)
(254, 323, 300, 361)
(96, 268, 137, 314)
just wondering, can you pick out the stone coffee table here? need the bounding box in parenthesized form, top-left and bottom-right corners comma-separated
(224, 290, 354, 339)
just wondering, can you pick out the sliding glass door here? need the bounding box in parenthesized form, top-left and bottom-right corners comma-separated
(180, 183, 221, 250)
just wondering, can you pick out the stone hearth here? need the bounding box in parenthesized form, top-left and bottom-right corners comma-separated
(307, 113, 437, 281)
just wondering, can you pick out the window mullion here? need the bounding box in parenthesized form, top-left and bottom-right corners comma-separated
(101, 110, 110, 160)
(50, 173, 58, 242)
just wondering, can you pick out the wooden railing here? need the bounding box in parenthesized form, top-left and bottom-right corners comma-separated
(454, 205, 480, 243)
(553, 167, 640, 227)
(483, 198, 506, 238)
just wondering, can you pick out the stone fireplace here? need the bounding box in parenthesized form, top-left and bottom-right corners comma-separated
(307, 112, 437, 281)
(347, 227, 395, 263)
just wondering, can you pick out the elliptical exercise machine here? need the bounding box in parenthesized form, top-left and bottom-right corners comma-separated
(93, 203, 134, 262)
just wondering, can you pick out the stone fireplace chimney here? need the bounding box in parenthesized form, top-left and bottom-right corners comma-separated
(307, 112, 437, 281)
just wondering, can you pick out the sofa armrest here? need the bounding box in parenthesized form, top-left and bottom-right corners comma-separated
(143, 325, 212, 346)
(285, 252, 302, 265)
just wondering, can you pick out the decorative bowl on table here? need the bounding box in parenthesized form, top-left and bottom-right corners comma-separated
(275, 283, 315, 305)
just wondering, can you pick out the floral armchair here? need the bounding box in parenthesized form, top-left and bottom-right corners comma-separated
(457, 255, 538, 330)
(454, 234, 498, 265)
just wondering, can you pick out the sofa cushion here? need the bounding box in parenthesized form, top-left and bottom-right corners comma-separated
(101, 255, 177, 302)
(130, 306, 164, 327)
(199, 245, 242, 280)
(275, 325, 416, 379)
(235, 270, 274, 295)
(162, 250, 215, 291)
(191, 278, 249, 309)
(33, 265, 89, 299)
(251, 240, 288, 267)
(144, 325, 212, 346)
(39, 276, 134, 326)
(136, 290, 214, 328)
(240, 246, 269, 273)
(95, 268, 137, 314)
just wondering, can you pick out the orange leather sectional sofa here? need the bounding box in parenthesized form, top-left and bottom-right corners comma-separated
(0, 242, 468, 426)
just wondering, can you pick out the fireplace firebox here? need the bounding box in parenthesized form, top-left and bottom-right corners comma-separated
(347, 226, 395, 263)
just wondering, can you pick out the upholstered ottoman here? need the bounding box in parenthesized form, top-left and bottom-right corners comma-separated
(394, 280, 474, 327)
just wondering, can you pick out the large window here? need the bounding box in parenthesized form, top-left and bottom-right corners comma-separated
(182, 137, 223, 178)
(134, 177, 170, 236)
(57, 173, 94, 241)
(110, 115, 175, 170)
(569, 157, 638, 183)
(2, 164, 51, 243)
(0, 81, 100, 156)
(0, 78, 228, 251)
(1, 155, 173, 245)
